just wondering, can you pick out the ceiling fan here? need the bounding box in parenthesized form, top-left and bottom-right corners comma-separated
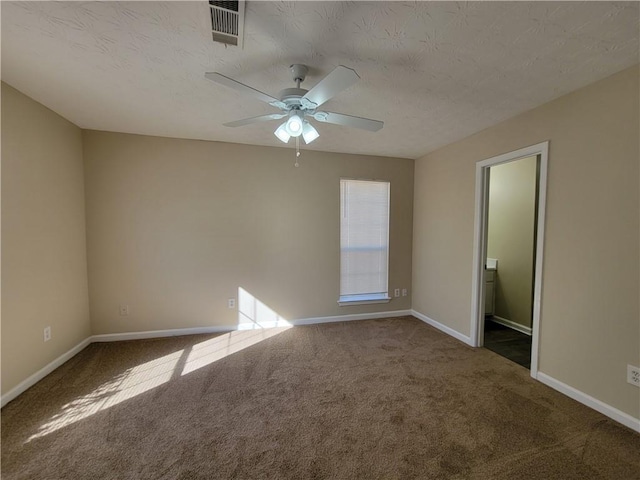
(204, 64, 383, 145)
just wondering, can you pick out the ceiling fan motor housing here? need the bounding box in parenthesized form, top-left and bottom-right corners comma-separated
(278, 88, 311, 110)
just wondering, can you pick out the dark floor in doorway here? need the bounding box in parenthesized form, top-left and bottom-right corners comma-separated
(484, 318, 532, 369)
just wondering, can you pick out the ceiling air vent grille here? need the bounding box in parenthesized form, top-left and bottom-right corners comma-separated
(209, 0, 245, 48)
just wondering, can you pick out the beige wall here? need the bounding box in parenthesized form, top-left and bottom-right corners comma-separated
(1, 83, 91, 394)
(83, 131, 413, 334)
(413, 65, 640, 418)
(487, 156, 537, 329)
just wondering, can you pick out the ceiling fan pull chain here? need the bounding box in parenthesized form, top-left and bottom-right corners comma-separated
(294, 137, 300, 167)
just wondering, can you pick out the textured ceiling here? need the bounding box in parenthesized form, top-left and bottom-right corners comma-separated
(2, 1, 638, 159)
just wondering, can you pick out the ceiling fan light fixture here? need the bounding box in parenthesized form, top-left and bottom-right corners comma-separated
(284, 113, 303, 137)
(302, 121, 319, 144)
(205, 64, 383, 150)
(274, 123, 291, 143)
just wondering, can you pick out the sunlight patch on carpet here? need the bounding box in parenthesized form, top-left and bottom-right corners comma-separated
(181, 327, 290, 375)
(26, 349, 184, 442)
(182, 288, 291, 375)
(26, 288, 290, 443)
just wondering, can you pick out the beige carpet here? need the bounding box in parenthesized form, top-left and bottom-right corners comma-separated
(2, 316, 639, 479)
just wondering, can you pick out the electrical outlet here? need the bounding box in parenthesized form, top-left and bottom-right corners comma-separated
(44, 326, 51, 342)
(627, 365, 640, 387)
(228, 298, 236, 309)
(119, 304, 129, 316)
(394, 288, 400, 297)
(402, 288, 408, 297)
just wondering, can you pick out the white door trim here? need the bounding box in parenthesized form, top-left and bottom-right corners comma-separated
(470, 141, 549, 379)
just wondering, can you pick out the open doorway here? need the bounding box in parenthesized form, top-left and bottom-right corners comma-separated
(470, 142, 548, 379)
(483, 156, 538, 368)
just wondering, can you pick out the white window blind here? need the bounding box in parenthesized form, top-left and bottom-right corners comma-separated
(339, 179, 390, 304)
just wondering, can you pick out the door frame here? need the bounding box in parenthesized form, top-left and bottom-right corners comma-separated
(470, 141, 549, 378)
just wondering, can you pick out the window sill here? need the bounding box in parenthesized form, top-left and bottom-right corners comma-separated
(338, 294, 391, 306)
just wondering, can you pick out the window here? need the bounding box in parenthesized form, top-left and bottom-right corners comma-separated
(339, 179, 390, 305)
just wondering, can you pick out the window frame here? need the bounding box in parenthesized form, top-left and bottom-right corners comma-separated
(338, 178, 391, 306)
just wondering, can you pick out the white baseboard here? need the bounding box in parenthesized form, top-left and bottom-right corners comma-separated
(410, 311, 639, 433)
(292, 309, 412, 326)
(91, 325, 235, 343)
(410, 309, 473, 346)
(1, 337, 92, 408)
(1, 310, 412, 407)
(537, 372, 640, 433)
(489, 315, 532, 336)
(6, 313, 636, 434)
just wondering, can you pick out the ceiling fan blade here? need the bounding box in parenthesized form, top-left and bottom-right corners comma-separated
(312, 111, 383, 132)
(205, 72, 286, 109)
(302, 66, 360, 109)
(223, 113, 286, 128)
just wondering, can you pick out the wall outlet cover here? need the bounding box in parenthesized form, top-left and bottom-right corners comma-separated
(627, 365, 640, 387)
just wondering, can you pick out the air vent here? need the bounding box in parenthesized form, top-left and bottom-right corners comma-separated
(209, 0, 245, 48)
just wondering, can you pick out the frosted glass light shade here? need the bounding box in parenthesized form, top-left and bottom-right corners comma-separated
(302, 122, 319, 144)
(285, 114, 303, 137)
(274, 123, 291, 143)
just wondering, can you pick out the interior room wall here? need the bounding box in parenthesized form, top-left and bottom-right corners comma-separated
(83, 131, 414, 334)
(1, 83, 91, 395)
(412, 65, 640, 419)
(487, 156, 537, 329)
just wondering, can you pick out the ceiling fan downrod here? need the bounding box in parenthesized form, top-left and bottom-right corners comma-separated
(290, 64, 308, 89)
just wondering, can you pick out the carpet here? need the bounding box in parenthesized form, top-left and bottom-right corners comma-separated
(2, 316, 639, 479)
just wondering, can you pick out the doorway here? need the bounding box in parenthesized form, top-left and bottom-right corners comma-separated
(470, 142, 548, 379)
(483, 155, 538, 368)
